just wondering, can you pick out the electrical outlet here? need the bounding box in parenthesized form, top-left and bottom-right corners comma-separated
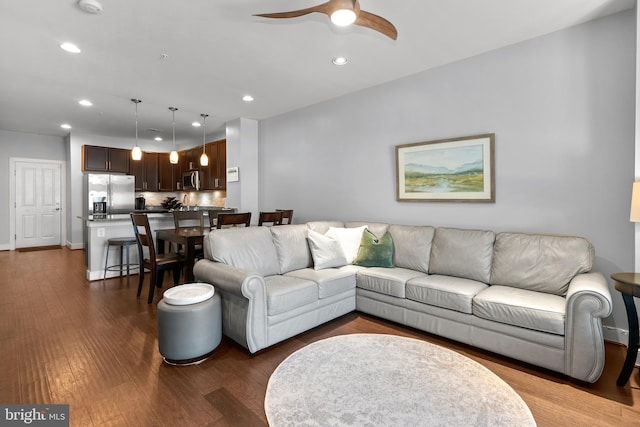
(97, 228, 105, 237)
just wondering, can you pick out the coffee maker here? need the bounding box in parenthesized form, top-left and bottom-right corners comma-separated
(135, 195, 146, 210)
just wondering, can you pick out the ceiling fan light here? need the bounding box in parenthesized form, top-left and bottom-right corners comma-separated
(169, 150, 179, 164)
(331, 9, 356, 26)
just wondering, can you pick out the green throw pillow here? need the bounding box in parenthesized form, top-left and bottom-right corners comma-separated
(353, 229, 394, 268)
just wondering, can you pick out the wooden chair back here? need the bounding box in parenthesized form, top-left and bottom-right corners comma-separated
(131, 213, 184, 303)
(173, 210, 204, 228)
(216, 212, 252, 229)
(131, 213, 156, 264)
(258, 211, 284, 226)
(276, 209, 294, 224)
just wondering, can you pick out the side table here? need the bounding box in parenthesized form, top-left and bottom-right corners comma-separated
(611, 272, 640, 386)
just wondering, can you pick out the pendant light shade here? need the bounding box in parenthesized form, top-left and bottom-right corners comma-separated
(169, 107, 179, 164)
(169, 150, 179, 164)
(131, 98, 142, 161)
(200, 113, 209, 166)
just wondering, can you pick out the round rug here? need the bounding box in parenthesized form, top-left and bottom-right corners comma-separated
(265, 334, 536, 426)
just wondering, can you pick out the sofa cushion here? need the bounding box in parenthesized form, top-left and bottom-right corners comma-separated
(345, 222, 389, 240)
(307, 230, 348, 270)
(429, 227, 495, 283)
(285, 267, 356, 299)
(307, 221, 345, 234)
(326, 225, 368, 263)
(490, 232, 594, 296)
(271, 224, 313, 273)
(356, 267, 426, 298)
(353, 229, 394, 268)
(473, 285, 566, 335)
(208, 227, 280, 276)
(388, 224, 435, 274)
(406, 275, 488, 314)
(264, 275, 318, 316)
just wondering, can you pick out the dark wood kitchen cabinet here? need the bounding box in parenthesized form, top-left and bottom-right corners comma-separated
(200, 139, 226, 190)
(158, 152, 176, 191)
(129, 152, 159, 191)
(82, 145, 130, 173)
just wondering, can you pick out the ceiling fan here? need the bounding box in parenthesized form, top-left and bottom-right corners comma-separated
(254, 0, 398, 40)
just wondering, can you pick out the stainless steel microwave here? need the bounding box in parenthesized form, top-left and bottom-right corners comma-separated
(182, 170, 200, 191)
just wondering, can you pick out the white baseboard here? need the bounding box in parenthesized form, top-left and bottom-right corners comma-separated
(603, 325, 640, 366)
(66, 241, 84, 250)
(603, 325, 628, 344)
(0, 243, 10, 251)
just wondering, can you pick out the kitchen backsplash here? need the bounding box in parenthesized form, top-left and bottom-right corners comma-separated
(141, 190, 227, 209)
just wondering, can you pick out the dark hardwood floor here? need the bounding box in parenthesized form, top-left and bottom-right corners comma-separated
(1, 247, 640, 426)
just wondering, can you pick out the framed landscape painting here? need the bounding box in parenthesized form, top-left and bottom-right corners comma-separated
(396, 134, 495, 202)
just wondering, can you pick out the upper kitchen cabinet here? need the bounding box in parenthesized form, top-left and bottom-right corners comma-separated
(129, 152, 159, 191)
(158, 152, 176, 191)
(82, 145, 130, 173)
(200, 139, 226, 190)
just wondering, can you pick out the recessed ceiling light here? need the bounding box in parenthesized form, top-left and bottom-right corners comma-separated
(154, 136, 163, 142)
(60, 43, 81, 53)
(242, 95, 254, 102)
(60, 124, 71, 129)
(332, 56, 348, 66)
(192, 122, 201, 127)
(79, 99, 93, 107)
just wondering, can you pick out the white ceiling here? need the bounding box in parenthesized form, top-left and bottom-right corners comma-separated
(0, 0, 634, 147)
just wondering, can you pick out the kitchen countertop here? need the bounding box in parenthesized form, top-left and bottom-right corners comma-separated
(80, 207, 235, 222)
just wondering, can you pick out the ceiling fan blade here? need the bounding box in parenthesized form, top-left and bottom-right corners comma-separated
(355, 10, 398, 40)
(254, 2, 332, 20)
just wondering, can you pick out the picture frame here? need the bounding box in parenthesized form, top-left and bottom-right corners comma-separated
(396, 133, 495, 202)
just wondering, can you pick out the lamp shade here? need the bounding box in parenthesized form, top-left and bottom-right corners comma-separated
(131, 145, 142, 161)
(331, 9, 356, 26)
(631, 182, 640, 222)
(169, 150, 179, 164)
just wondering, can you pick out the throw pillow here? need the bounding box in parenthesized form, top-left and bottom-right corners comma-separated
(353, 229, 394, 268)
(325, 225, 368, 263)
(307, 230, 348, 270)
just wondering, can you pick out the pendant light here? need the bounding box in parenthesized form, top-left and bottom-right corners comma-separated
(169, 107, 179, 164)
(200, 113, 209, 166)
(131, 98, 142, 161)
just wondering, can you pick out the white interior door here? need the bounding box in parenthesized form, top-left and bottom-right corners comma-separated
(14, 161, 62, 248)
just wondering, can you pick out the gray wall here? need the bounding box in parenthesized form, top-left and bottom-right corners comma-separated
(0, 129, 66, 246)
(259, 11, 636, 332)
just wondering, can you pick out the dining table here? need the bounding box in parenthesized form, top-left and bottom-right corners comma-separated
(156, 226, 210, 282)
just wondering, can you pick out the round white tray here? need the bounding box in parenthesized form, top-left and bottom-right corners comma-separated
(162, 283, 215, 306)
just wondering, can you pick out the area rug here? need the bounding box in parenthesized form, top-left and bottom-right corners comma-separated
(264, 334, 536, 426)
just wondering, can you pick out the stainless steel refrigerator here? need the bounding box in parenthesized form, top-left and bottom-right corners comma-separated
(84, 174, 135, 218)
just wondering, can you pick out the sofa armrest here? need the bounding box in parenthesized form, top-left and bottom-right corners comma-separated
(193, 259, 269, 352)
(564, 272, 613, 382)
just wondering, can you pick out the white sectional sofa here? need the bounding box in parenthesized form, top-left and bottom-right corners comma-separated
(193, 221, 613, 383)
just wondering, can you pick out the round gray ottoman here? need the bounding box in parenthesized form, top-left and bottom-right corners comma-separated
(157, 283, 222, 365)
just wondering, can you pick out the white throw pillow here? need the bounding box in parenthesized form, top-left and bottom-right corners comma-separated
(326, 226, 368, 263)
(307, 229, 348, 270)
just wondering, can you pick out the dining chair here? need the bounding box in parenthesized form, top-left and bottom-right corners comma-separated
(172, 210, 205, 228)
(172, 210, 205, 259)
(276, 209, 294, 224)
(131, 213, 184, 304)
(258, 211, 284, 226)
(216, 212, 252, 229)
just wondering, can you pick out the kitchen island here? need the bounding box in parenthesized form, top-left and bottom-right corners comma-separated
(82, 208, 233, 281)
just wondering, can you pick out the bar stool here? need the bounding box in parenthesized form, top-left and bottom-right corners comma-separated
(104, 237, 139, 283)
